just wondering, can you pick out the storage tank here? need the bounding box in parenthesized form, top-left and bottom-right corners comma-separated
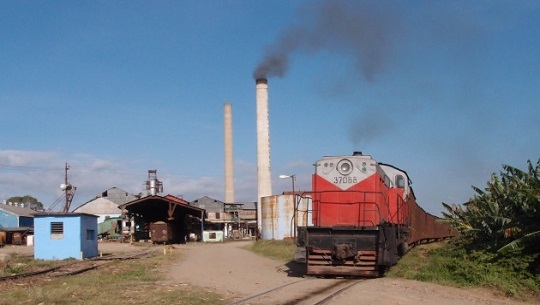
(261, 194, 312, 240)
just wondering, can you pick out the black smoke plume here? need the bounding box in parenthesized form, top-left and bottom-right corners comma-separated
(253, 1, 400, 80)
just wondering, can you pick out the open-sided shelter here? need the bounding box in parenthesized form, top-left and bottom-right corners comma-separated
(119, 195, 205, 243)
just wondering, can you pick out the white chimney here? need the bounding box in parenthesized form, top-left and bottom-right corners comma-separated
(256, 78, 272, 232)
(224, 102, 235, 203)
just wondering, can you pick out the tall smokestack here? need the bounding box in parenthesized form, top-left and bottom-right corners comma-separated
(256, 78, 272, 231)
(224, 102, 235, 203)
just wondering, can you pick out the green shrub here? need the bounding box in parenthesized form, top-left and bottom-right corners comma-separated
(388, 241, 540, 302)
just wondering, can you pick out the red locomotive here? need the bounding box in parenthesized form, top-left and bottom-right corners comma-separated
(295, 152, 456, 277)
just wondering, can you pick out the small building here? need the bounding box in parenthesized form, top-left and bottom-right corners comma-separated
(0, 204, 34, 245)
(34, 213, 99, 260)
(0, 203, 34, 228)
(235, 201, 258, 238)
(190, 196, 257, 240)
(190, 196, 229, 224)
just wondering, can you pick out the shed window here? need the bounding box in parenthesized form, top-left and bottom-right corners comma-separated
(87, 229, 95, 240)
(396, 175, 405, 188)
(51, 222, 64, 239)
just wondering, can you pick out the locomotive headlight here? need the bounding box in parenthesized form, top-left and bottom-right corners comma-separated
(337, 159, 353, 176)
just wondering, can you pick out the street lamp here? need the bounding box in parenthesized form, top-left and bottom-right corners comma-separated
(279, 174, 296, 239)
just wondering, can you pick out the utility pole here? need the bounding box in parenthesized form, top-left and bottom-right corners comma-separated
(62, 162, 75, 213)
(64, 162, 69, 212)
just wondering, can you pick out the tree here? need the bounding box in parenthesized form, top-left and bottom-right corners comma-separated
(5, 195, 44, 211)
(441, 159, 540, 253)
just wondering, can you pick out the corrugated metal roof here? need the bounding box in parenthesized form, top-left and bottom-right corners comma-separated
(0, 227, 33, 232)
(33, 212, 99, 218)
(119, 195, 205, 219)
(0, 204, 35, 217)
(236, 201, 257, 210)
(72, 187, 139, 211)
(164, 194, 189, 204)
(72, 197, 120, 214)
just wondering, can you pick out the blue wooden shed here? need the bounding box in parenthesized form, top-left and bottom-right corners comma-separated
(34, 213, 98, 260)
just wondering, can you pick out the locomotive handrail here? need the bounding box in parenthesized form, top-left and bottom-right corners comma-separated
(294, 192, 313, 228)
(391, 194, 410, 225)
(311, 190, 388, 226)
(391, 194, 410, 243)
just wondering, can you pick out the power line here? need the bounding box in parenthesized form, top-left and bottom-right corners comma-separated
(0, 164, 60, 171)
(47, 193, 66, 212)
(0, 163, 141, 177)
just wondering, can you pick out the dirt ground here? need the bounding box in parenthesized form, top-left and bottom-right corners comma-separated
(167, 241, 536, 305)
(1, 241, 535, 305)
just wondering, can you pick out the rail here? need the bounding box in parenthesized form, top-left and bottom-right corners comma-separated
(230, 278, 365, 305)
(0, 250, 154, 282)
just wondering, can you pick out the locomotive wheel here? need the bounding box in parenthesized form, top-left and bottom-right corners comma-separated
(378, 266, 389, 277)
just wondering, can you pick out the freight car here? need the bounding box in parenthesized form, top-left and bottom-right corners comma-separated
(295, 152, 456, 277)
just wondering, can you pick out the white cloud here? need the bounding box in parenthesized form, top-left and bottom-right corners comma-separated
(0, 150, 263, 209)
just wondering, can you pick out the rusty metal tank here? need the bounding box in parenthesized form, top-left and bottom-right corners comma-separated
(261, 194, 312, 240)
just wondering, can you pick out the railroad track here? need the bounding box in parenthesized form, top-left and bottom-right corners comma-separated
(0, 250, 154, 282)
(230, 277, 364, 305)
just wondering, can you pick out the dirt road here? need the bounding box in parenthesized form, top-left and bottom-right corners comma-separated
(168, 241, 534, 305)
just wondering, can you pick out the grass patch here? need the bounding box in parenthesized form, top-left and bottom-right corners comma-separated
(246, 239, 297, 262)
(387, 241, 540, 303)
(0, 253, 67, 277)
(0, 251, 227, 305)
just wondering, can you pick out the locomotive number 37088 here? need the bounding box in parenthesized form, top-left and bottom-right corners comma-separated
(333, 176, 358, 184)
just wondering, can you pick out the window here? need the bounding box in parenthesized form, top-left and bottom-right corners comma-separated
(215, 212, 220, 219)
(51, 222, 64, 239)
(87, 229, 95, 240)
(384, 175, 391, 187)
(396, 175, 405, 188)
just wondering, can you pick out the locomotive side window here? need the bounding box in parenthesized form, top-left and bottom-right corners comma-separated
(384, 175, 391, 187)
(396, 175, 405, 188)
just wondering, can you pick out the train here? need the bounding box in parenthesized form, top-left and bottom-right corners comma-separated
(294, 152, 456, 277)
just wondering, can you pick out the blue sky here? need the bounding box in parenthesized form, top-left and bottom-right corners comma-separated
(1, 1, 539, 215)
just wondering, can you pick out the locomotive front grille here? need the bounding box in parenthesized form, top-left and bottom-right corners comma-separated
(305, 226, 381, 277)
